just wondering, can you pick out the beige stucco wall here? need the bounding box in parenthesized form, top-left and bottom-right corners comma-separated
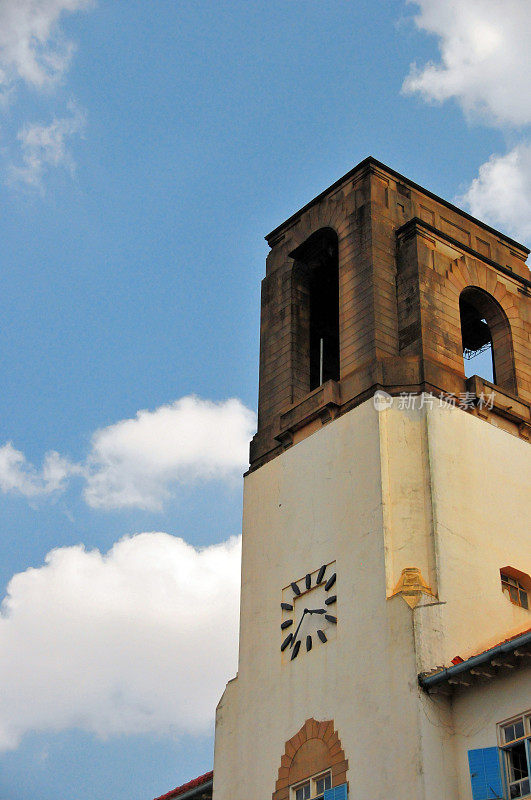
(213, 397, 530, 800)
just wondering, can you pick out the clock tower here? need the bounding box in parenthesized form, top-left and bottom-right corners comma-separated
(212, 158, 531, 800)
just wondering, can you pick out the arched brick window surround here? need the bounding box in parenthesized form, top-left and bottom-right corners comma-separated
(272, 718, 348, 800)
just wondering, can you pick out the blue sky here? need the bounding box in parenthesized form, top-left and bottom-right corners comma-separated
(0, 2, 529, 799)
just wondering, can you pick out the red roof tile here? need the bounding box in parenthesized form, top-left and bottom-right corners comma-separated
(153, 771, 213, 800)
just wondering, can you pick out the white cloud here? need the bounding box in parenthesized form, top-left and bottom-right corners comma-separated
(459, 143, 531, 243)
(8, 103, 86, 188)
(84, 396, 256, 511)
(0, 396, 256, 510)
(0, 1, 92, 188)
(402, 0, 531, 245)
(0, 442, 77, 498)
(0, 532, 241, 750)
(403, 0, 531, 127)
(0, 0, 92, 96)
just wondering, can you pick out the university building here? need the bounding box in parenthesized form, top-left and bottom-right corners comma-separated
(155, 157, 530, 800)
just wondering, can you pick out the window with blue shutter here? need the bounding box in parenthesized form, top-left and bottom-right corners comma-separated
(468, 748, 503, 799)
(499, 712, 531, 798)
(323, 783, 348, 800)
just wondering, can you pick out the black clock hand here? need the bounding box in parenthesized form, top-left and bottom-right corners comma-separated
(307, 608, 326, 614)
(290, 608, 308, 647)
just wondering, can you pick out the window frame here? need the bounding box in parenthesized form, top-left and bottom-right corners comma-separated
(497, 711, 531, 799)
(291, 769, 332, 800)
(501, 573, 529, 610)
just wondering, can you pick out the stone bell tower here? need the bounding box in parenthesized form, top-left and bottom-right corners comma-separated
(212, 158, 531, 800)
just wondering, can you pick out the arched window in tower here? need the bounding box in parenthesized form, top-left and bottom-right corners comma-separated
(459, 286, 516, 393)
(290, 228, 340, 393)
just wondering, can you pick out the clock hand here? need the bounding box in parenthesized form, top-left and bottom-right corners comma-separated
(290, 608, 308, 647)
(307, 608, 326, 614)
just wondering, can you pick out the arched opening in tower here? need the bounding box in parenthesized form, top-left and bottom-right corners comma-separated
(460, 295, 495, 383)
(291, 228, 340, 392)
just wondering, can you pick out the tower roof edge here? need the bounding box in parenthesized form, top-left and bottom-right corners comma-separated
(265, 155, 530, 259)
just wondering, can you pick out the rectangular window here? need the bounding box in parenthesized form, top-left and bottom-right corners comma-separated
(295, 783, 310, 800)
(292, 771, 332, 800)
(501, 574, 529, 610)
(315, 772, 332, 797)
(498, 712, 531, 799)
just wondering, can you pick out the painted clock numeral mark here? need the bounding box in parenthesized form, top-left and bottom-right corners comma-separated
(306, 634, 312, 652)
(291, 582, 301, 596)
(325, 595, 336, 606)
(281, 633, 293, 651)
(317, 629, 327, 643)
(325, 614, 337, 624)
(281, 602, 293, 611)
(291, 640, 301, 660)
(281, 619, 293, 630)
(305, 573, 311, 590)
(316, 564, 327, 584)
(324, 573, 336, 591)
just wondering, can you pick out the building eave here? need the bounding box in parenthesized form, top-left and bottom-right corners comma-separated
(419, 629, 531, 693)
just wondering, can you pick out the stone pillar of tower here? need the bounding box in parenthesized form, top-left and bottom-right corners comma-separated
(212, 157, 531, 800)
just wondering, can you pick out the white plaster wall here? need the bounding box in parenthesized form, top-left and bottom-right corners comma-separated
(215, 401, 429, 800)
(213, 398, 530, 800)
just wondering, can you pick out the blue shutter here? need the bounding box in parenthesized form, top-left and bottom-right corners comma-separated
(324, 784, 347, 800)
(468, 748, 503, 799)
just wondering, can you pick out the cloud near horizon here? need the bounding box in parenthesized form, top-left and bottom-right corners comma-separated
(403, 0, 531, 246)
(0, 532, 241, 750)
(0, 396, 256, 511)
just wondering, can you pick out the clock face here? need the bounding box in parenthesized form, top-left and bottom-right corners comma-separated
(280, 562, 337, 660)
